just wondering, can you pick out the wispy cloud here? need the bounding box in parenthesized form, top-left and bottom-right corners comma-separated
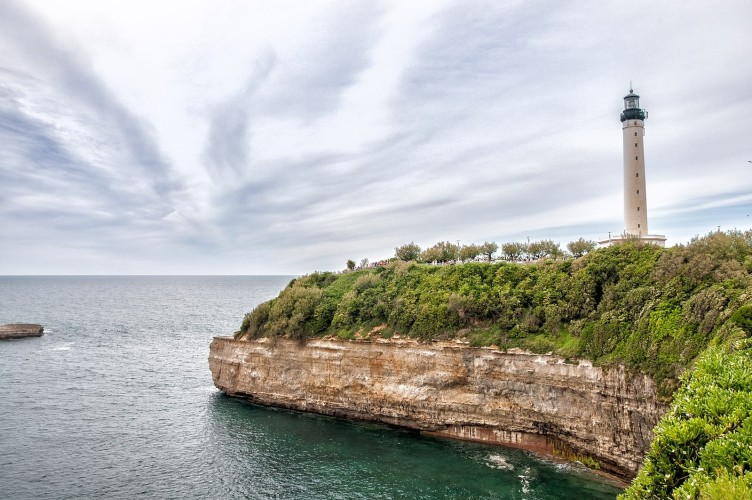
(0, 1, 180, 262)
(1, 0, 751, 274)
(203, 51, 277, 180)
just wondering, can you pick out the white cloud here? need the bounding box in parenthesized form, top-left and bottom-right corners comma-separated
(1, 0, 751, 274)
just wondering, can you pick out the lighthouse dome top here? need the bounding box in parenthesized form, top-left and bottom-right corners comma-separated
(620, 86, 647, 122)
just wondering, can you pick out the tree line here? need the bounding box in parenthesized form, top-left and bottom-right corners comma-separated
(347, 238, 596, 270)
(391, 238, 596, 264)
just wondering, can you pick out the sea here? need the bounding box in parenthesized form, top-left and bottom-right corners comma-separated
(0, 276, 623, 499)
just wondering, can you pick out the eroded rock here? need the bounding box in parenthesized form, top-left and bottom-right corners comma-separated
(209, 336, 667, 481)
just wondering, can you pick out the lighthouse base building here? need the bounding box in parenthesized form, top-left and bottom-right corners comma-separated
(599, 233, 666, 247)
(600, 87, 665, 248)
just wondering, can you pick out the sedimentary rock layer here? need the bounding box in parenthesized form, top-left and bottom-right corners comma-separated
(209, 336, 666, 481)
(0, 323, 43, 340)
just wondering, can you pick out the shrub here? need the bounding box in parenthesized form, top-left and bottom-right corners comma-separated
(731, 304, 752, 335)
(236, 230, 752, 389)
(266, 283, 323, 338)
(239, 301, 271, 338)
(621, 342, 752, 499)
(232, 230, 752, 496)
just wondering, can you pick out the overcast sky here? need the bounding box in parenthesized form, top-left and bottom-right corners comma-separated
(1, 1, 751, 275)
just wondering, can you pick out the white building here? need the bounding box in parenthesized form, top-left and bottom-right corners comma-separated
(600, 87, 666, 247)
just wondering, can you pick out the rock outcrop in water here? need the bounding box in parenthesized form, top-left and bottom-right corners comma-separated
(209, 336, 667, 481)
(0, 323, 44, 340)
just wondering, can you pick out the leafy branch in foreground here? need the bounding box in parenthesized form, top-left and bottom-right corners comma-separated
(620, 340, 752, 499)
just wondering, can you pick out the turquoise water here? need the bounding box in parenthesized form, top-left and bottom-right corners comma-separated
(0, 276, 623, 499)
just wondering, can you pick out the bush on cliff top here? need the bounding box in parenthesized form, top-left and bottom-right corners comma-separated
(236, 229, 752, 492)
(237, 230, 752, 387)
(620, 340, 752, 499)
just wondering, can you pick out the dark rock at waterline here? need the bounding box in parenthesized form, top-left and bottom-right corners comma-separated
(0, 324, 44, 340)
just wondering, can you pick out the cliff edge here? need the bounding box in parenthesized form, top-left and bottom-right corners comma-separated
(209, 336, 667, 482)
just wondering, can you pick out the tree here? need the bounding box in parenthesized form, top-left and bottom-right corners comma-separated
(547, 241, 564, 260)
(420, 245, 441, 263)
(567, 238, 597, 258)
(395, 242, 422, 261)
(501, 242, 526, 261)
(420, 241, 459, 263)
(346, 259, 356, 271)
(527, 240, 547, 260)
(360, 258, 369, 268)
(539, 239, 563, 260)
(523, 239, 562, 260)
(459, 244, 481, 262)
(479, 241, 498, 262)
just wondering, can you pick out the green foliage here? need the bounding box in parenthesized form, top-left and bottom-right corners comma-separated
(620, 341, 752, 499)
(415, 240, 500, 264)
(234, 230, 752, 494)
(731, 304, 752, 335)
(420, 241, 459, 263)
(459, 243, 481, 262)
(501, 241, 526, 261)
(346, 259, 356, 271)
(239, 301, 271, 339)
(239, 230, 752, 388)
(567, 238, 597, 258)
(527, 239, 562, 260)
(240, 280, 324, 340)
(479, 241, 498, 262)
(574, 455, 601, 470)
(694, 470, 752, 499)
(395, 242, 421, 261)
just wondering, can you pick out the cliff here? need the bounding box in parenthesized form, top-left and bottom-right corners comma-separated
(209, 336, 667, 482)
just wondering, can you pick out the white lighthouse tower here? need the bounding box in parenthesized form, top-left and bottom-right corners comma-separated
(600, 86, 665, 247)
(621, 87, 649, 235)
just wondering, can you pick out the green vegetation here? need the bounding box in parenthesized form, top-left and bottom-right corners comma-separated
(395, 242, 421, 262)
(237, 230, 752, 392)
(238, 230, 752, 490)
(621, 340, 752, 499)
(420, 240, 460, 263)
(391, 238, 591, 264)
(568, 237, 598, 258)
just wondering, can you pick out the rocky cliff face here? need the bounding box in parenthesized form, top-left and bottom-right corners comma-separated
(209, 336, 667, 481)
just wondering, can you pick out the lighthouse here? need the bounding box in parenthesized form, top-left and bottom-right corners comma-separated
(621, 87, 649, 235)
(600, 86, 665, 247)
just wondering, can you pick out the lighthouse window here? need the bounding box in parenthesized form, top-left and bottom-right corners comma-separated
(637, 207, 640, 211)
(636, 173, 639, 177)
(636, 156, 639, 160)
(635, 143, 638, 147)
(635, 132, 637, 137)
(638, 224, 641, 228)
(637, 189, 640, 194)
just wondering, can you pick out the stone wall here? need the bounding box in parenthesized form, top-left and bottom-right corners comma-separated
(209, 336, 667, 481)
